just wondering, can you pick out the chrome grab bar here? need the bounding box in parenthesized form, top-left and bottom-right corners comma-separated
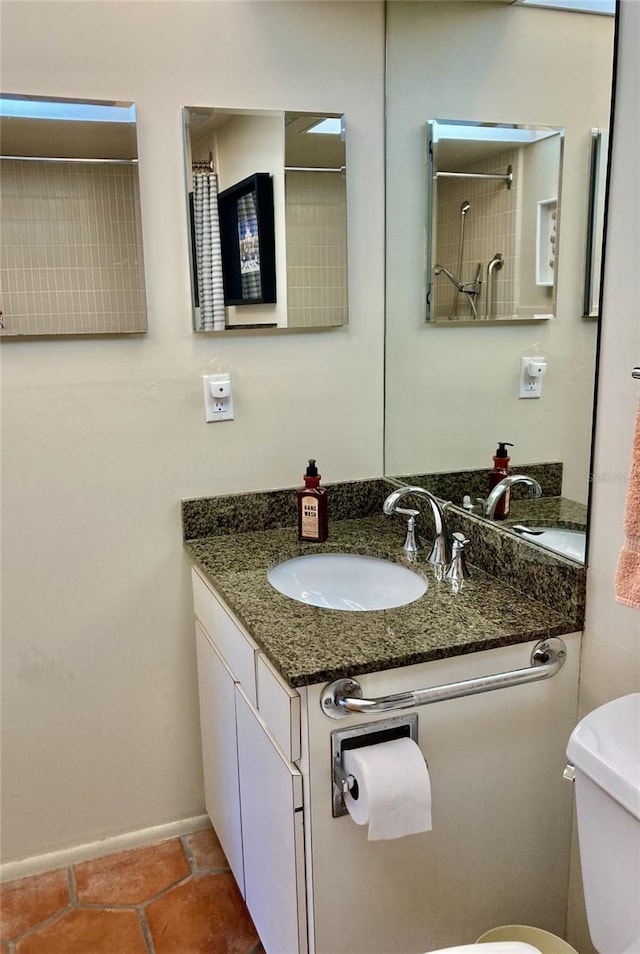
(320, 638, 567, 719)
(632, 367, 640, 380)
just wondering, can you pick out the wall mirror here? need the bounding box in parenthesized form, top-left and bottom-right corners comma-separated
(583, 127, 609, 319)
(182, 107, 348, 332)
(384, 0, 616, 563)
(427, 119, 564, 323)
(0, 95, 148, 336)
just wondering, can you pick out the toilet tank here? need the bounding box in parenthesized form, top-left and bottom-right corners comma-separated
(566, 693, 640, 954)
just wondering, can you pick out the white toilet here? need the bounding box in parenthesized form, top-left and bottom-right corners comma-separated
(425, 693, 640, 954)
(422, 938, 544, 953)
(566, 692, 640, 954)
(431, 947, 539, 954)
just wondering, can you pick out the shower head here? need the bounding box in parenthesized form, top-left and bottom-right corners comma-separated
(460, 201, 471, 216)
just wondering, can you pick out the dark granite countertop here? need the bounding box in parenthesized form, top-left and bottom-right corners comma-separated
(504, 496, 587, 530)
(185, 513, 580, 689)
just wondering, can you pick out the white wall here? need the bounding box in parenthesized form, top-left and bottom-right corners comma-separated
(567, 1, 640, 948)
(0, 0, 385, 864)
(215, 112, 288, 327)
(384, 2, 614, 504)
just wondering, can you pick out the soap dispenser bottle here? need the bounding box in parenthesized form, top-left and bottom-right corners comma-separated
(488, 442, 514, 520)
(297, 459, 328, 542)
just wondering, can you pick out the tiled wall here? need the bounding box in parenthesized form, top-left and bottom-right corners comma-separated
(0, 160, 147, 335)
(285, 170, 348, 328)
(433, 147, 520, 320)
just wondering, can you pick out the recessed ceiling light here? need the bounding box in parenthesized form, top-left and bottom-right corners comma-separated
(513, 0, 614, 14)
(0, 96, 136, 123)
(306, 117, 343, 135)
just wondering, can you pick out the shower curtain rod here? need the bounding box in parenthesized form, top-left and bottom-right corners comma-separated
(436, 165, 513, 189)
(285, 165, 346, 173)
(192, 152, 214, 172)
(0, 155, 137, 165)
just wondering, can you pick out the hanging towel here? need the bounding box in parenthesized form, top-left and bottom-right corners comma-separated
(615, 400, 640, 609)
(193, 171, 226, 331)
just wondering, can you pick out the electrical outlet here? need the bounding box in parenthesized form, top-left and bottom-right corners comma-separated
(519, 356, 543, 399)
(203, 373, 234, 422)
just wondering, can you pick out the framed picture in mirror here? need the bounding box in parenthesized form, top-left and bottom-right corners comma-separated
(218, 173, 276, 305)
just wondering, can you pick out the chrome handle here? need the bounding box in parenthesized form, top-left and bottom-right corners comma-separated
(321, 638, 567, 719)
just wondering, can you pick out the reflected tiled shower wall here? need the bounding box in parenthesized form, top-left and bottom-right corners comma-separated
(434, 147, 521, 320)
(285, 170, 348, 328)
(0, 160, 147, 335)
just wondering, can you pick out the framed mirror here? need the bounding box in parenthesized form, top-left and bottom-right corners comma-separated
(182, 107, 348, 332)
(0, 95, 148, 336)
(427, 119, 564, 323)
(384, 0, 616, 564)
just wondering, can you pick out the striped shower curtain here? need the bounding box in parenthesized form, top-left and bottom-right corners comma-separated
(192, 171, 226, 331)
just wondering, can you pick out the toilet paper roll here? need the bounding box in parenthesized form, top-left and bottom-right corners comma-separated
(343, 737, 432, 841)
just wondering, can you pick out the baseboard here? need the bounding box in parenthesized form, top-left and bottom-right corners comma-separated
(0, 813, 210, 884)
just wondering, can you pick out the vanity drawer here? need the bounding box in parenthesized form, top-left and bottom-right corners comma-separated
(257, 653, 301, 763)
(192, 567, 257, 706)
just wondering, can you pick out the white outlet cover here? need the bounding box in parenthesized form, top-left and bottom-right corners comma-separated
(203, 374, 234, 422)
(519, 357, 542, 399)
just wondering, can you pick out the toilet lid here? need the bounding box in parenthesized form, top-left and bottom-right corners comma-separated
(426, 944, 540, 954)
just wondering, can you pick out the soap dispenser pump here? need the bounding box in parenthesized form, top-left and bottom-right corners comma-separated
(297, 459, 328, 542)
(488, 442, 513, 520)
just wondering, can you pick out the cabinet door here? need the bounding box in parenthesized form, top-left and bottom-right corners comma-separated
(195, 621, 244, 895)
(235, 687, 307, 954)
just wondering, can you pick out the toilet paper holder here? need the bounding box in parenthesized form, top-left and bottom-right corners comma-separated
(330, 714, 419, 817)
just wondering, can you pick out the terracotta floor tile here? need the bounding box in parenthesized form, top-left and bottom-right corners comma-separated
(0, 868, 70, 942)
(14, 908, 147, 954)
(184, 828, 229, 871)
(146, 872, 259, 954)
(74, 838, 189, 906)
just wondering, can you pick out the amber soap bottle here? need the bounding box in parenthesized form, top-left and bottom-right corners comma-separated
(297, 459, 328, 542)
(488, 441, 514, 519)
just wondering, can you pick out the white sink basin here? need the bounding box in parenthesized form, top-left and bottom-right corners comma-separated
(517, 526, 586, 562)
(267, 553, 427, 611)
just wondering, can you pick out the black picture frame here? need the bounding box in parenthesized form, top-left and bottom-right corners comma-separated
(217, 173, 276, 306)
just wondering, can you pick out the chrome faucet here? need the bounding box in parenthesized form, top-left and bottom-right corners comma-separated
(481, 474, 543, 521)
(382, 485, 451, 574)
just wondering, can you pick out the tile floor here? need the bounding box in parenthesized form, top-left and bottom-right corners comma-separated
(1, 826, 264, 954)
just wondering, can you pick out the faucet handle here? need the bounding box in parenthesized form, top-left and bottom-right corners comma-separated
(400, 512, 422, 554)
(394, 506, 420, 519)
(445, 531, 471, 584)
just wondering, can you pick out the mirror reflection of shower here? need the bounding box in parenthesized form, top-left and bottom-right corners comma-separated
(427, 119, 565, 323)
(434, 197, 485, 319)
(452, 200, 471, 317)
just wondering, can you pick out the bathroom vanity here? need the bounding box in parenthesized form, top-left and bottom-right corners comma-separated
(183, 482, 585, 954)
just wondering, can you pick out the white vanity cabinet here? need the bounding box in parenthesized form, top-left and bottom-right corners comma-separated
(192, 565, 582, 954)
(192, 568, 307, 954)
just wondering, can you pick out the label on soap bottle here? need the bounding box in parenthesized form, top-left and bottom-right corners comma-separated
(300, 495, 319, 538)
